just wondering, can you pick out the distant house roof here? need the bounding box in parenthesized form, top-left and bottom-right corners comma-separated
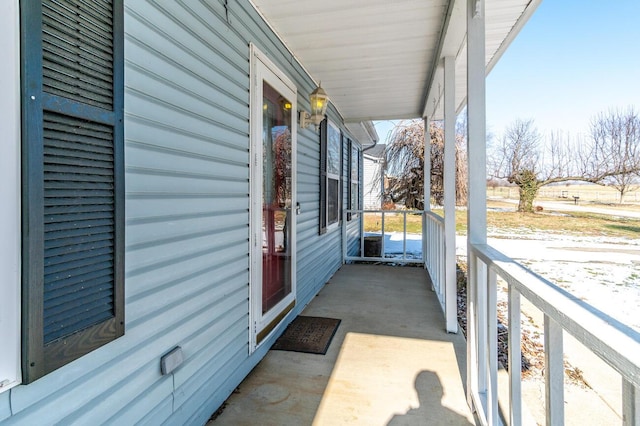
(345, 121, 378, 147)
(364, 144, 386, 160)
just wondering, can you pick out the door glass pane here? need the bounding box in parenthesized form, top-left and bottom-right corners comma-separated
(262, 81, 292, 315)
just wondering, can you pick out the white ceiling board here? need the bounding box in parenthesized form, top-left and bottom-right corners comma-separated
(252, 0, 448, 122)
(251, 0, 540, 123)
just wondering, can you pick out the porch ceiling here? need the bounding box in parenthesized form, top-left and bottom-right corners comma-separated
(251, 0, 540, 123)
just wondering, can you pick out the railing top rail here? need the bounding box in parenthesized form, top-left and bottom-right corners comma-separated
(344, 209, 424, 215)
(470, 243, 640, 388)
(344, 255, 423, 264)
(424, 210, 444, 224)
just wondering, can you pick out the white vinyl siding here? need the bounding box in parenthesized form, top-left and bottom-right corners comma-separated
(364, 154, 384, 209)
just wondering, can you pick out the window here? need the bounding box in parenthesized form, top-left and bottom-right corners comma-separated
(319, 120, 341, 233)
(20, 0, 124, 383)
(347, 139, 360, 220)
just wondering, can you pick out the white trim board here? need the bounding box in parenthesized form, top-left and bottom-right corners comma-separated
(0, 0, 22, 392)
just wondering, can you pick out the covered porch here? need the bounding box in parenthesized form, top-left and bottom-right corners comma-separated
(212, 264, 474, 425)
(241, 0, 640, 424)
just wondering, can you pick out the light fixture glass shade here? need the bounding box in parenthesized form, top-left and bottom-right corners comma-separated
(309, 85, 328, 124)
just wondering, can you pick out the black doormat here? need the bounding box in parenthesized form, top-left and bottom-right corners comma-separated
(271, 316, 341, 355)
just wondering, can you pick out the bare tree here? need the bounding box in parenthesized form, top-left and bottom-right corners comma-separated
(491, 110, 640, 212)
(589, 108, 640, 203)
(491, 119, 543, 212)
(455, 112, 469, 205)
(383, 120, 425, 209)
(383, 119, 467, 209)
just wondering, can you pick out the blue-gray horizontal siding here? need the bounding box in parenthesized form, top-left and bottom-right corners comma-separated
(123, 2, 252, 425)
(4, 0, 353, 424)
(295, 106, 345, 306)
(0, 392, 9, 423)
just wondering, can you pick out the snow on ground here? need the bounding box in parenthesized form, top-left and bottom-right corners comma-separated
(456, 231, 640, 332)
(364, 232, 423, 260)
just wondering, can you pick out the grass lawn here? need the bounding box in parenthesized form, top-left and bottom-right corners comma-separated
(483, 210, 640, 238)
(363, 212, 423, 234)
(362, 206, 640, 239)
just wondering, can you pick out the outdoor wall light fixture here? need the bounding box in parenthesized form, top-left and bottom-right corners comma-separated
(299, 84, 329, 130)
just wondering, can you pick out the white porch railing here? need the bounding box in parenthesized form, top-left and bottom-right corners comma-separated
(468, 243, 640, 426)
(424, 211, 446, 312)
(342, 209, 424, 264)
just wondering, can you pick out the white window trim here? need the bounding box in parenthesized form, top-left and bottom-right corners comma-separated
(326, 120, 341, 231)
(349, 143, 360, 219)
(0, 0, 22, 392)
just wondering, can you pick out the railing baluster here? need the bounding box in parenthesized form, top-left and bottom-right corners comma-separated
(421, 212, 425, 264)
(381, 211, 385, 259)
(487, 268, 498, 425)
(623, 378, 640, 426)
(420, 214, 427, 268)
(436, 226, 440, 298)
(342, 209, 347, 262)
(360, 210, 365, 258)
(438, 219, 441, 292)
(467, 253, 479, 407)
(441, 225, 444, 298)
(477, 259, 488, 397)
(432, 222, 436, 287)
(438, 224, 442, 298)
(403, 211, 407, 261)
(544, 315, 564, 426)
(508, 286, 522, 426)
(428, 219, 433, 284)
(440, 224, 445, 304)
(433, 219, 436, 276)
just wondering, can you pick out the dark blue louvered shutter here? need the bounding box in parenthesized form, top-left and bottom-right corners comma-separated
(21, 0, 124, 383)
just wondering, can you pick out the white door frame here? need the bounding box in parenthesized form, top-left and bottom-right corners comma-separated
(0, 0, 21, 391)
(249, 44, 297, 353)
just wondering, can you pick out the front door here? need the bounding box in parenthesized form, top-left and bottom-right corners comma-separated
(250, 46, 297, 350)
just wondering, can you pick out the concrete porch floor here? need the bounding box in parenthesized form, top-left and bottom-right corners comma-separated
(210, 264, 476, 425)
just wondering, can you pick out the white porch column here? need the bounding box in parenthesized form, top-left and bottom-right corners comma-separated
(423, 116, 431, 212)
(467, 0, 488, 410)
(443, 56, 458, 333)
(467, 4, 487, 241)
(423, 116, 431, 271)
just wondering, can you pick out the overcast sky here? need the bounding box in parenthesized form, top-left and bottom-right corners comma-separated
(375, 0, 640, 143)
